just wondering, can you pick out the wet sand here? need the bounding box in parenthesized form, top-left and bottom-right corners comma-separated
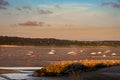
(0, 69, 19, 74)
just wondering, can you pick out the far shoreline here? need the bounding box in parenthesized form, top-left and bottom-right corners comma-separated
(0, 44, 119, 48)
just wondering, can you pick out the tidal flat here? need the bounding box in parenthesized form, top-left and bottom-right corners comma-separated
(0, 45, 120, 80)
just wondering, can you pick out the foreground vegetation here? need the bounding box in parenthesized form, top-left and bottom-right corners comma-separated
(33, 60, 120, 76)
(0, 36, 120, 47)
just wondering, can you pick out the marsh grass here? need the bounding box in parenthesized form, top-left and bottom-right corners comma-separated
(33, 60, 120, 77)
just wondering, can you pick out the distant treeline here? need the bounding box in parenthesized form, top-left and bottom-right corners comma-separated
(0, 36, 120, 47)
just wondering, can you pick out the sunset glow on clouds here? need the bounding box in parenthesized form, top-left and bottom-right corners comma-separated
(0, 0, 120, 40)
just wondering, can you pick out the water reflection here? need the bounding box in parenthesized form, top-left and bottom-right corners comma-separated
(1, 73, 70, 80)
(0, 67, 70, 80)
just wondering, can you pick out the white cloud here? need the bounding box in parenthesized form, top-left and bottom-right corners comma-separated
(38, 3, 93, 12)
(1, 2, 120, 27)
(37, 3, 94, 19)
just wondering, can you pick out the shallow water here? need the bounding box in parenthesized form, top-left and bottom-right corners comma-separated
(0, 46, 120, 67)
(0, 67, 70, 80)
(1, 73, 70, 80)
(0, 68, 120, 80)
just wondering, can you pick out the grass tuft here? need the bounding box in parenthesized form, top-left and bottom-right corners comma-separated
(33, 60, 120, 77)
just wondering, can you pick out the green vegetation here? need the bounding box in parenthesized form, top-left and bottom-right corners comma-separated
(33, 60, 120, 77)
(0, 36, 120, 47)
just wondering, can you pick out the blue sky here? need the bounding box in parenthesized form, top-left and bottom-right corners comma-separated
(0, 0, 120, 40)
(6, 0, 120, 6)
(7, 0, 118, 5)
(2, 0, 119, 25)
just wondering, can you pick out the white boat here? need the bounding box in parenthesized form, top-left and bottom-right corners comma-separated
(67, 51, 75, 54)
(111, 53, 117, 56)
(102, 55, 106, 57)
(26, 51, 34, 56)
(48, 49, 55, 55)
(97, 52, 102, 54)
(90, 52, 96, 55)
(67, 51, 77, 56)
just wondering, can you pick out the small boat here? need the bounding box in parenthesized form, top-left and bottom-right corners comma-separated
(48, 49, 55, 55)
(111, 53, 117, 56)
(26, 51, 33, 56)
(102, 55, 106, 57)
(97, 52, 102, 54)
(90, 52, 96, 55)
(67, 51, 77, 56)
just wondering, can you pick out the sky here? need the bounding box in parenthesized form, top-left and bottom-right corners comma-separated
(0, 0, 120, 40)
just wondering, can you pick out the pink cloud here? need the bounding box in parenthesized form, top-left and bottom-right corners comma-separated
(102, 2, 120, 8)
(18, 21, 44, 26)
